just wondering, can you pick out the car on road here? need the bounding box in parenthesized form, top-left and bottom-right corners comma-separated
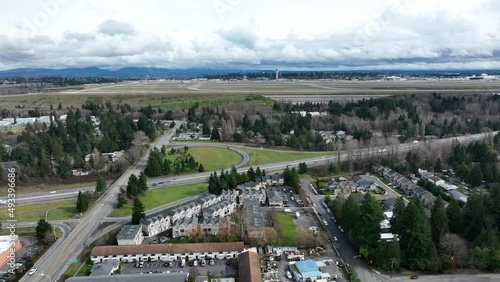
(286, 270, 292, 279)
(323, 219, 328, 226)
(49, 191, 56, 194)
(410, 275, 419, 279)
(27, 268, 37, 275)
(339, 226, 344, 232)
(334, 236, 338, 242)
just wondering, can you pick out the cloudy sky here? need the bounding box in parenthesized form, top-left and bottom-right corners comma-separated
(1, 0, 500, 70)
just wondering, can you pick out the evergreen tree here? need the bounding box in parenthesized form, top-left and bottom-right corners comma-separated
(400, 198, 437, 270)
(468, 165, 483, 187)
(353, 193, 383, 257)
(202, 121, 211, 135)
(95, 176, 106, 193)
(35, 219, 53, 240)
(145, 148, 163, 177)
(126, 174, 139, 197)
(162, 159, 171, 175)
(198, 163, 205, 172)
(58, 154, 72, 179)
(328, 162, 336, 174)
(116, 189, 126, 208)
(138, 172, 148, 193)
(390, 197, 406, 235)
(255, 167, 262, 179)
(434, 158, 442, 172)
(247, 167, 256, 181)
(447, 200, 462, 234)
(298, 162, 308, 174)
(431, 196, 449, 243)
(341, 194, 360, 233)
(210, 127, 220, 141)
(76, 191, 89, 212)
(131, 197, 146, 224)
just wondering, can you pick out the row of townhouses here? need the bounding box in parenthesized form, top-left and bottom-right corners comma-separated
(91, 242, 245, 263)
(372, 164, 437, 210)
(140, 190, 239, 237)
(172, 216, 227, 238)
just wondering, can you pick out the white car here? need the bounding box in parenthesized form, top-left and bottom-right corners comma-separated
(286, 271, 292, 279)
(334, 236, 338, 242)
(323, 220, 328, 226)
(28, 268, 37, 275)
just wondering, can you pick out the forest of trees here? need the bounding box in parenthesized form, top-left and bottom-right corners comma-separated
(144, 146, 201, 177)
(0, 102, 157, 183)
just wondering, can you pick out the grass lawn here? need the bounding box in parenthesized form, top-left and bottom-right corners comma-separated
(242, 148, 330, 167)
(188, 147, 242, 171)
(0, 228, 36, 237)
(0, 199, 77, 222)
(275, 213, 297, 245)
(109, 182, 208, 217)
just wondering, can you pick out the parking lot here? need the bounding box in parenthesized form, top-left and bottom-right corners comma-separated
(121, 258, 237, 276)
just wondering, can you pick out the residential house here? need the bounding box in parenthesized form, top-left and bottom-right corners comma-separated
(267, 191, 284, 207)
(411, 187, 427, 198)
(140, 214, 171, 237)
(353, 176, 377, 192)
(325, 179, 338, 191)
(221, 189, 239, 202)
(117, 225, 144, 245)
(239, 190, 266, 204)
(428, 176, 445, 186)
(90, 242, 245, 263)
(382, 198, 397, 212)
(172, 216, 199, 238)
(202, 200, 236, 218)
(418, 168, 434, 179)
(419, 191, 437, 210)
(449, 190, 468, 203)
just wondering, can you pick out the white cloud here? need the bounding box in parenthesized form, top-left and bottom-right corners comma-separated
(0, 0, 500, 70)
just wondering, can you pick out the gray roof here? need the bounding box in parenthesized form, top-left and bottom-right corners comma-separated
(413, 187, 427, 197)
(203, 200, 232, 216)
(266, 191, 283, 203)
(382, 198, 397, 209)
(66, 272, 188, 282)
(117, 225, 142, 241)
(449, 190, 468, 201)
(90, 259, 119, 276)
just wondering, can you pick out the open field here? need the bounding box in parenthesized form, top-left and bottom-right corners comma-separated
(242, 148, 330, 167)
(2, 79, 500, 108)
(0, 199, 77, 222)
(275, 213, 297, 245)
(185, 147, 242, 171)
(109, 182, 207, 217)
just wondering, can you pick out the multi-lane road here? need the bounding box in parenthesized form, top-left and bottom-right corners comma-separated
(17, 130, 498, 281)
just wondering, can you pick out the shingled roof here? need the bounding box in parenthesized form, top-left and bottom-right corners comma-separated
(239, 250, 262, 282)
(91, 242, 245, 257)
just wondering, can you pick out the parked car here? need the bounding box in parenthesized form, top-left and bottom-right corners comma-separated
(323, 219, 328, 226)
(200, 259, 206, 266)
(286, 271, 292, 279)
(410, 275, 419, 279)
(139, 261, 144, 268)
(209, 259, 215, 265)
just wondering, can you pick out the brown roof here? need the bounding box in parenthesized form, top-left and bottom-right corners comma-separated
(91, 242, 245, 257)
(239, 251, 262, 282)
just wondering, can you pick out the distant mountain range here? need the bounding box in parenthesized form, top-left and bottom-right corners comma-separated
(0, 67, 262, 79)
(0, 67, 499, 79)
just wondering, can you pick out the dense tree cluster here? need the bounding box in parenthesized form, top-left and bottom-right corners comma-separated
(144, 147, 200, 177)
(207, 166, 267, 195)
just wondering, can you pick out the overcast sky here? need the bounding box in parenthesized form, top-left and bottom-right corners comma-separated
(1, 0, 500, 70)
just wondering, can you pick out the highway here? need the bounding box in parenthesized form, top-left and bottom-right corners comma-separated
(18, 130, 497, 281)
